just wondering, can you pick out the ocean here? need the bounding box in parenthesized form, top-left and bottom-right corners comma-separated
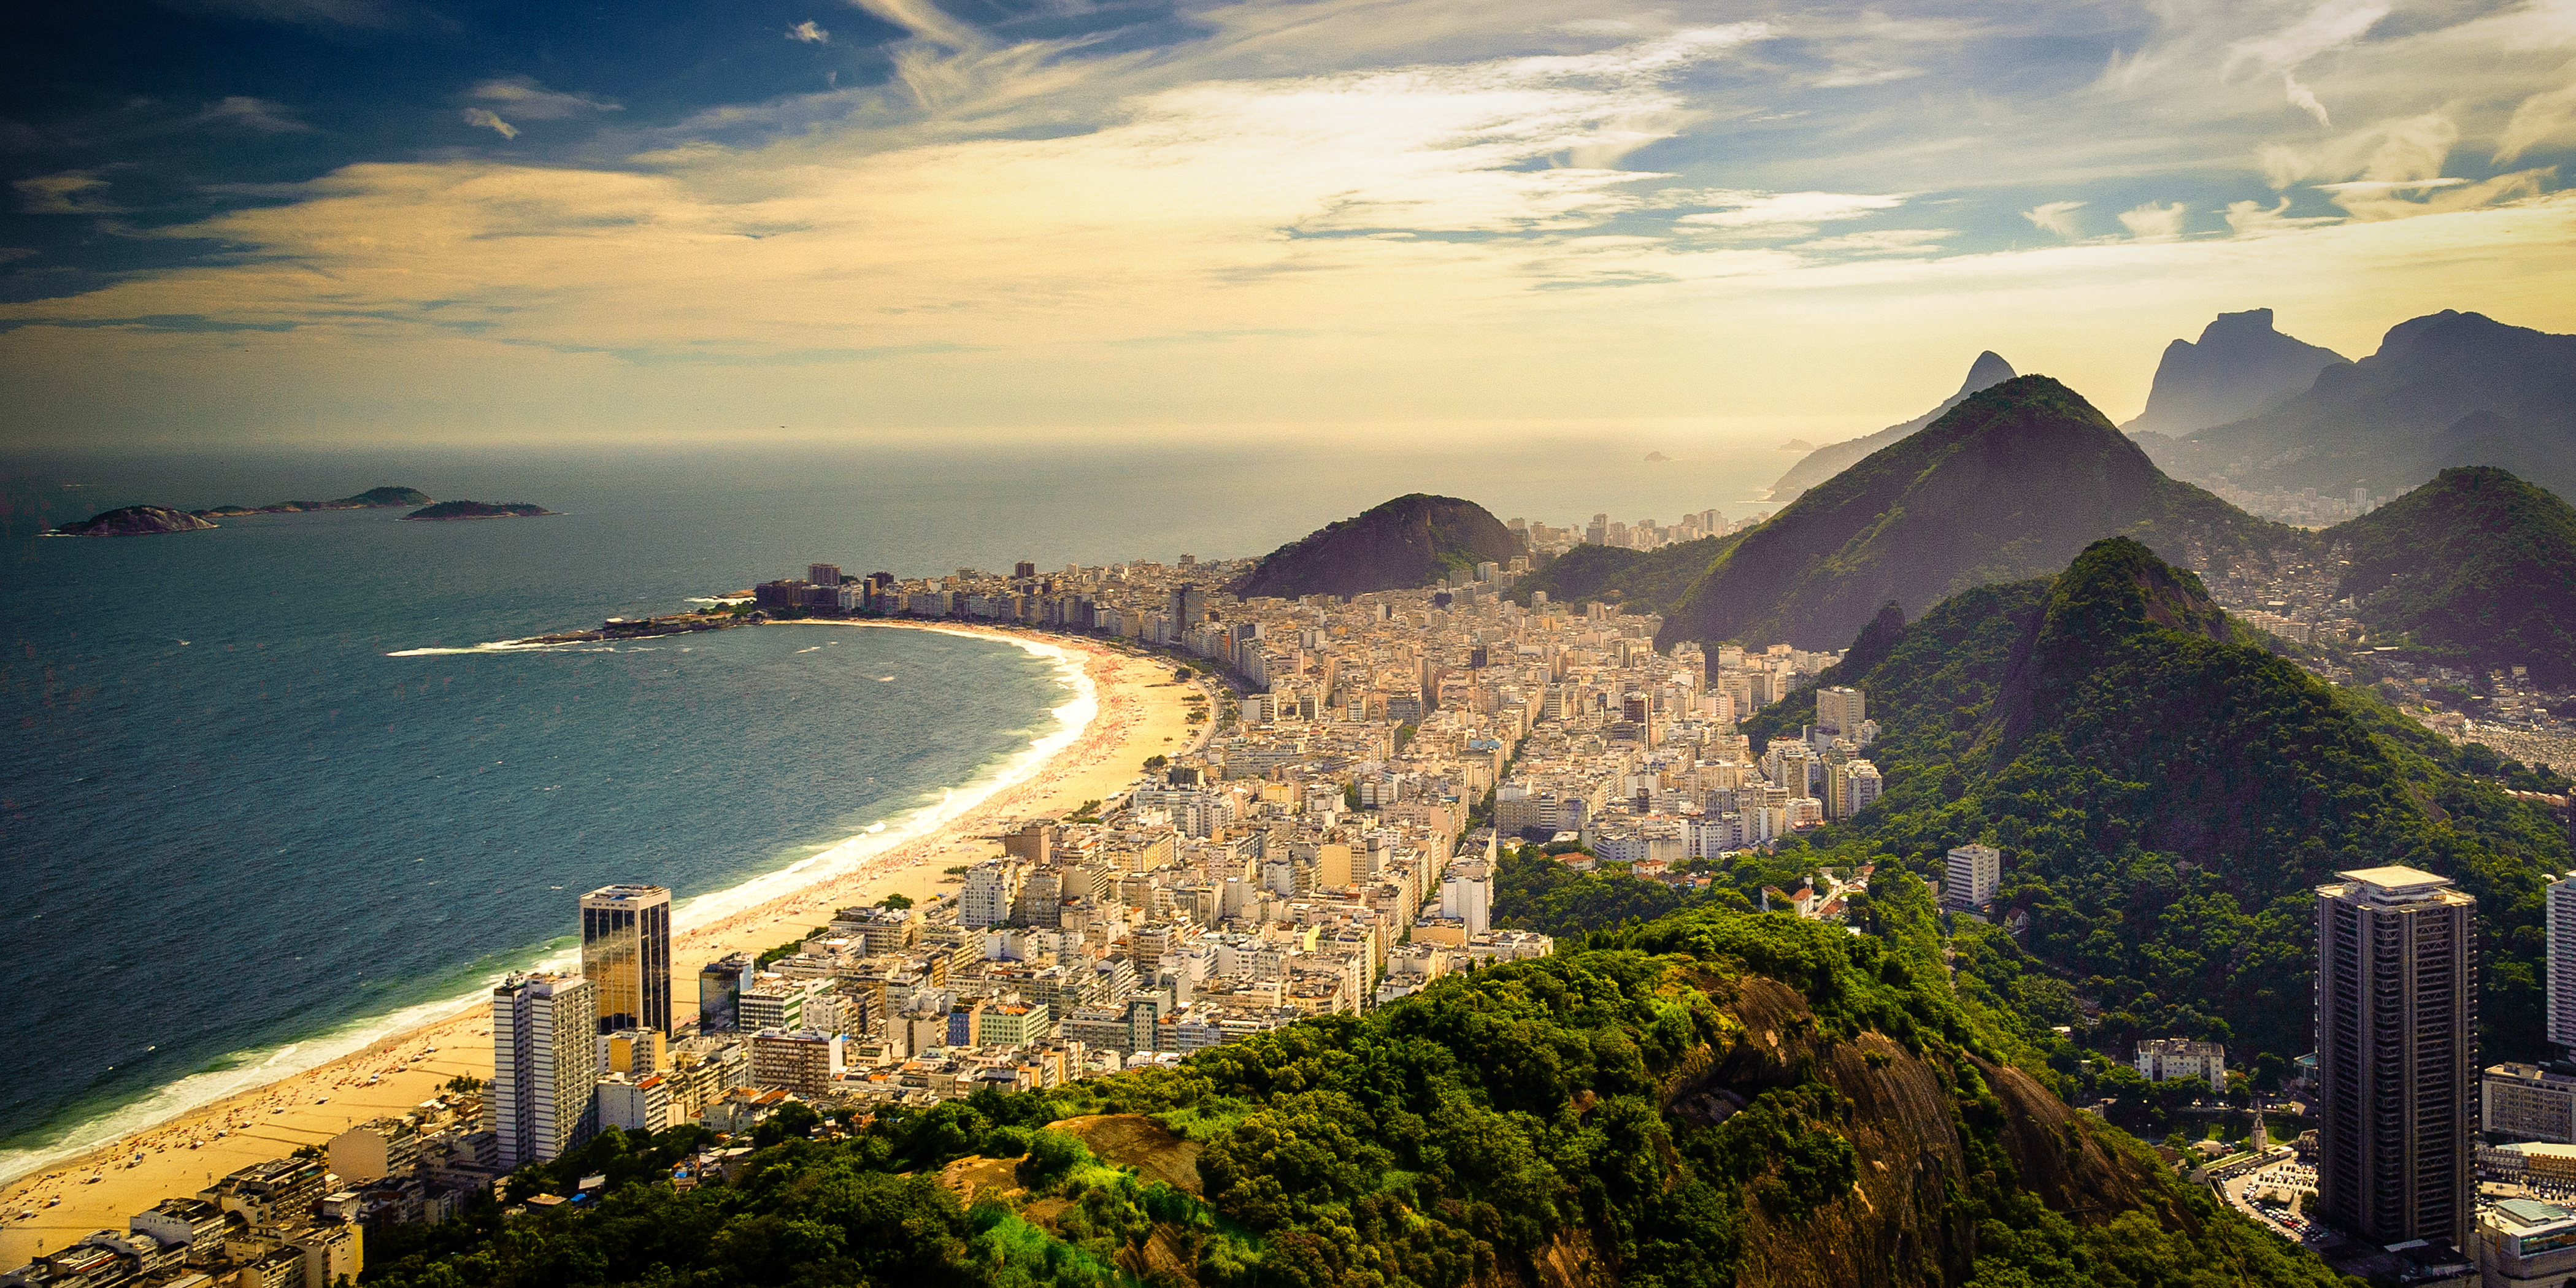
(0, 433, 1796, 1181)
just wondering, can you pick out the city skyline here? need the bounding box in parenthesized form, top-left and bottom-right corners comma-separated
(6, 0, 2576, 447)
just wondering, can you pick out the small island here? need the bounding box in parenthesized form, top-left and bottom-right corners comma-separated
(402, 500, 558, 521)
(1644, 450, 1671, 462)
(196, 486, 430, 517)
(50, 505, 220, 537)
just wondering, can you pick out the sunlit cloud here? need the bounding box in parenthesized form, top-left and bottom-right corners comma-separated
(2021, 200, 2084, 238)
(469, 77, 620, 120)
(459, 108, 518, 139)
(788, 20, 831, 44)
(2118, 201, 2190, 240)
(14, 172, 119, 215)
(198, 96, 318, 133)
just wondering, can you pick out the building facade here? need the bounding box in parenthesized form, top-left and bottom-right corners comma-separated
(580, 884, 673, 1034)
(491, 972, 601, 1170)
(2314, 865, 2476, 1251)
(2486, 1062, 2576, 1144)
(1944, 844, 2001, 910)
(2132, 1038, 2226, 1091)
(2550, 873, 2576, 1054)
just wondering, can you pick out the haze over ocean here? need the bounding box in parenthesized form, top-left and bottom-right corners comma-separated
(0, 437, 1778, 1179)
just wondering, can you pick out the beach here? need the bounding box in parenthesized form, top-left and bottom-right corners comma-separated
(0, 621, 1205, 1265)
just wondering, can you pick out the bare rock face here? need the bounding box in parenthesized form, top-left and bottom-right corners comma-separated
(2118, 309, 2347, 439)
(51, 505, 219, 537)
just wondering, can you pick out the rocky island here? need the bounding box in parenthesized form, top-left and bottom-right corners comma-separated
(48, 505, 221, 537)
(402, 500, 557, 521)
(195, 486, 429, 517)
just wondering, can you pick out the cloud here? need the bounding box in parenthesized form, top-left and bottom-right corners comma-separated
(2229, 0, 2392, 75)
(2323, 169, 2550, 220)
(177, 0, 401, 31)
(14, 172, 118, 215)
(788, 20, 830, 44)
(1677, 190, 1905, 234)
(2021, 200, 2084, 237)
(469, 77, 620, 120)
(2282, 72, 2331, 126)
(1812, 66, 1924, 88)
(2118, 201, 2189, 239)
(2224, 197, 2336, 236)
(460, 109, 519, 139)
(198, 96, 318, 133)
(2496, 69, 2576, 163)
(1793, 228, 1952, 255)
(847, 0, 981, 50)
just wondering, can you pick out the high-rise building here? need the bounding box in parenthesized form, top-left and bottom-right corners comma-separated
(1171, 584, 1207, 628)
(697, 952, 755, 1033)
(1945, 844, 2001, 909)
(1815, 686, 1866, 737)
(2315, 866, 2476, 1251)
(580, 884, 672, 1034)
(491, 972, 599, 1170)
(2547, 873, 2576, 1055)
(807, 564, 841, 588)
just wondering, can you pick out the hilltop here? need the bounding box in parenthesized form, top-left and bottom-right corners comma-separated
(1741, 537, 2572, 1059)
(49, 505, 219, 537)
(1510, 532, 1742, 618)
(1658, 375, 2288, 653)
(1763, 350, 2015, 502)
(2141, 309, 2576, 500)
(2323, 466, 2576, 686)
(1230, 493, 1519, 599)
(361, 880, 2342, 1288)
(2117, 309, 2346, 438)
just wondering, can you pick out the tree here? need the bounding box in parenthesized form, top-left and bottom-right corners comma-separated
(877, 893, 913, 910)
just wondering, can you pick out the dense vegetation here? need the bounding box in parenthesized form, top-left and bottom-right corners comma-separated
(1509, 534, 1742, 619)
(1231, 494, 1522, 599)
(1741, 537, 2576, 1062)
(1657, 377, 2291, 653)
(361, 875, 2345, 1288)
(2321, 465, 2576, 686)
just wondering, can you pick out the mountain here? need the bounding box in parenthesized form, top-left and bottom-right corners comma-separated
(1230, 493, 1520, 599)
(50, 505, 218, 537)
(1510, 532, 1742, 618)
(1658, 375, 2289, 652)
(2140, 309, 2576, 500)
(2117, 309, 2347, 437)
(2323, 466, 2576, 685)
(1741, 537, 2572, 1060)
(361, 881, 2343, 1288)
(1762, 351, 2015, 502)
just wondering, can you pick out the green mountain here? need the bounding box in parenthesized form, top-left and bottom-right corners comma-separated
(1657, 376, 2288, 653)
(2322, 466, 2576, 686)
(363, 879, 2342, 1288)
(1231, 493, 1521, 599)
(1742, 537, 2572, 1060)
(1763, 350, 2015, 503)
(2141, 310, 2576, 500)
(1511, 532, 1742, 618)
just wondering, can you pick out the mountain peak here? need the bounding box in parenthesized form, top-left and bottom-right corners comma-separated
(1763, 348, 2018, 502)
(1231, 493, 1519, 600)
(2118, 308, 2346, 437)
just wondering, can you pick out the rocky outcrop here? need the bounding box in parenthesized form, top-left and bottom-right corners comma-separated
(50, 505, 219, 537)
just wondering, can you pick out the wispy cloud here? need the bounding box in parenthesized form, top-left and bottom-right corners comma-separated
(787, 20, 830, 44)
(2496, 69, 2576, 164)
(460, 109, 519, 139)
(1793, 228, 1951, 255)
(469, 77, 620, 120)
(1678, 190, 1905, 234)
(847, 0, 980, 51)
(14, 172, 119, 215)
(198, 96, 318, 133)
(2118, 201, 2190, 239)
(2021, 200, 2084, 238)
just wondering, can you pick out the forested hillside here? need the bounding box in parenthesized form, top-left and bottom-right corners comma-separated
(361, 878, 2343, 1288)
(1740, 538, 2574, 1060)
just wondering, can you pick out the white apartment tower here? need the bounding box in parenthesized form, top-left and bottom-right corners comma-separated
(1815, 686, 1866, 738)
(2548, 873, 2576, 1055)
(1945, 844, 2001, 910)
(491, 973, 600, 1170)
(960, 860, 1025, 929)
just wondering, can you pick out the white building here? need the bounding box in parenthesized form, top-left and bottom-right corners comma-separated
(1438, 863, 1491, 935)
(960, 859, 1025, 929)
(595, 1072, 674, 1135)
(2486, 1062, 2576, 1144)
(2548, 873, 2576, 1054)
(1945, 844, 2001, 910)
(491, 973, 600, 1169)
(2133, 1038, 2226, 1091)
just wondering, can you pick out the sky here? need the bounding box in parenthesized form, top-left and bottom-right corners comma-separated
(4, 0, 2576, 450)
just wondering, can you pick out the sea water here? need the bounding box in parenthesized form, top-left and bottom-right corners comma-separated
(0, 435, 1790, 1180)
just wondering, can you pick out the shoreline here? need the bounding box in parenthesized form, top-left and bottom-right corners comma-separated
(0, 621, 1202, 1265)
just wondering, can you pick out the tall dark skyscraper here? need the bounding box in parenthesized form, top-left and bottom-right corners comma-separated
(1172, 584, 1206, 629)
(2315, 865, 2476, 1251)
(580, 884, 672, 1034)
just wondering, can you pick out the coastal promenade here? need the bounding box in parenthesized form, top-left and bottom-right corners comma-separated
(0, 623, 1194, 1266)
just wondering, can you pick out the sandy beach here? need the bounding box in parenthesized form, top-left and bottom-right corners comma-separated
(0, 621, 1206, 1265)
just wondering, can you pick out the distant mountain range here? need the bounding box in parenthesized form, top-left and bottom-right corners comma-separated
(1656, 375, 2290, 651)
(1761, 350, 2016, 502)
(2116, 309, 2347, 437)
(1229, 493, 1521, 599)
(2323, 466, 2576, 686)
(2138, 310, 2576, 500)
